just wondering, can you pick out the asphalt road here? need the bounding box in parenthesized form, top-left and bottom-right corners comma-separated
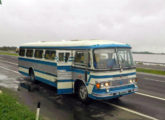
(0, 55, 165, 120)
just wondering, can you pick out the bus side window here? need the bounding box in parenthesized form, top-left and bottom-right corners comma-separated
(45, 50, 56, 60)
(19, 49, 25, 56)
(65, 53, 70, 62)
(35, 50, 43, 59)
(59, 53, 64, 62)
(26, 49, 33, 57)
(74, 51, 87, 66)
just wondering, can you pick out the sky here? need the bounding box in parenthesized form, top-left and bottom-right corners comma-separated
(0, 0, 165, 53)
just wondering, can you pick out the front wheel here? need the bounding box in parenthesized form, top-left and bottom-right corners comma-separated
(78, 83, 89, 103)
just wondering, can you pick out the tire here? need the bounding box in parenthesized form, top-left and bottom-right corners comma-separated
(112, 96, 121, 101)
(29, 70, 37, 83)
(78, 83, 89, 103)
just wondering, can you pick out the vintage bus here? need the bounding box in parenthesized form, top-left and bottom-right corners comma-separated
(18, 40, 138, 102)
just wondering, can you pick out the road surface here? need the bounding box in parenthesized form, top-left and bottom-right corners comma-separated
(0, 55, 165, 120)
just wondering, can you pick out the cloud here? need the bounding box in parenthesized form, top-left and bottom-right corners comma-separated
(0, 0, 165, 52)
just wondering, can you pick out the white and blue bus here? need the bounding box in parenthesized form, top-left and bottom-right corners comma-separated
(18, 40, 138, 102)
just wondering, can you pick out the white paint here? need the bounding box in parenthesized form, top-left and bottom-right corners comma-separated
(21, 40, 126, 47)
(0, 66, 19, 74)
(0, 59, 18, 65)
(143, 77, 165, 83)
(104, 102, 158, 120)
(35, 71, 56, 82)
(58, 82, 73, 89)
(35, 108, 40, 120)
(136, 92, 165, 101)
(18, 67, 28, 74)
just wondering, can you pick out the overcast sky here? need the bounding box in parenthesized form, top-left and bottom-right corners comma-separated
(0, 0, 165, 52)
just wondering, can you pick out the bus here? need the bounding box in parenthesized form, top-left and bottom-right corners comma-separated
(18, 40, 138, 102)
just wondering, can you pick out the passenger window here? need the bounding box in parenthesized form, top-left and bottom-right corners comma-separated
(34, 50, 43, 58)
(74, 51, 88, 66)
(65, 53, 70, 62)
(45, 50, 56, 60)
(26, 49, 33, 57)
(19, 49, 25, 56)
(59, 53, 64, 62)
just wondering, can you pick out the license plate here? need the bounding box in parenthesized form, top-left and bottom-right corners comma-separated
(120, 91, 127, 95)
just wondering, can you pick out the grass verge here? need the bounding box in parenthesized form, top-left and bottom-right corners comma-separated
(136, 68, 165, 76)
(0, 51, 18, 56)
(0, 89, 38, 120)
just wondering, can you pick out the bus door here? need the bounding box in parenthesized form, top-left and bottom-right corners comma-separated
(73, 50, 90, 84)
(56, 50, 73, 94)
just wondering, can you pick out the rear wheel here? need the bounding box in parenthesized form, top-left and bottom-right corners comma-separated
(29, 70, 37, 83)
(78, 83, 89, 103)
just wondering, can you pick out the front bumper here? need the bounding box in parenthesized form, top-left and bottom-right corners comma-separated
(88, 84, 138, 100)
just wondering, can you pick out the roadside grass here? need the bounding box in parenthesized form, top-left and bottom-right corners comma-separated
(0, 89, 40, 120)
(136, 68, 165, 76)
(0, 51, 18, 56)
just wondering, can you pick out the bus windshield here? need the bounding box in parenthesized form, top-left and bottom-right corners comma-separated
(94, 48, 135, 70)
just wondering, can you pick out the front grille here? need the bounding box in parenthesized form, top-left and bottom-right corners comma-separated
(111, 79, 129, 86)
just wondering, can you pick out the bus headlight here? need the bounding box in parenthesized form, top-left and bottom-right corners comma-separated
(104, 82, 110, 87)
(129, 78, 138, 84)
(96, 82, 111, 89)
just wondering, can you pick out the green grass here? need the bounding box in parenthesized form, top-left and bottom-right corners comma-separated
(0, 91, 37, 120)
(136, 68, 165, 76)
(0, 51, 18, 56)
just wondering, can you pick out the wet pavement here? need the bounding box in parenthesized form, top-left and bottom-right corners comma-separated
(0, 55, 165, 120)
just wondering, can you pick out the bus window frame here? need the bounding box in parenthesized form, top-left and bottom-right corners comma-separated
(74, 50, 90, 68)
(34, 49, 44, 59)
(44, 49, 56, 61)
(26, 49, 34, 58)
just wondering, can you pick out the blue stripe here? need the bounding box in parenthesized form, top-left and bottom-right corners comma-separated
(19, 57, 57, 66)
(87, 72, 136, 85)
(92, 84, 135, 94)
(57, 79, 74, 82)
(57, 88, 73, 94)
(90, 72, 136, 79)
(35, 76, 57, 87)
(19, 71, 29, 76)
(19, 66, 57, 87)
(57, 66, 72, 71)
(72, 68, 90, 74)
(19, 65, 57, 77)
(20, 44, 131, 49)
(34, 69, 57, 77)
(88, 91, 135, 100)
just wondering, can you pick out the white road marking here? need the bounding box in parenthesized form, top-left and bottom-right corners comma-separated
(0, 65, 19, 74)
(143, 77, 165, 83)
(136, 92, 165, 101)
(0, 59, 18, 66)
(104, 102, 158, 120)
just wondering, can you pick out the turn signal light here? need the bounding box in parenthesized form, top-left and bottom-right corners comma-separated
(135, 78, 138, 82)
(96, 83, 101, 89)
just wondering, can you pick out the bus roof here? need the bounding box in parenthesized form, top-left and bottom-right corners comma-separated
(20, 40, 131, 49)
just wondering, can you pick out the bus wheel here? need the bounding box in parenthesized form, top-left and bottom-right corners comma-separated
(78, 83, 89, 102)
(29, 70, 37, 83)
